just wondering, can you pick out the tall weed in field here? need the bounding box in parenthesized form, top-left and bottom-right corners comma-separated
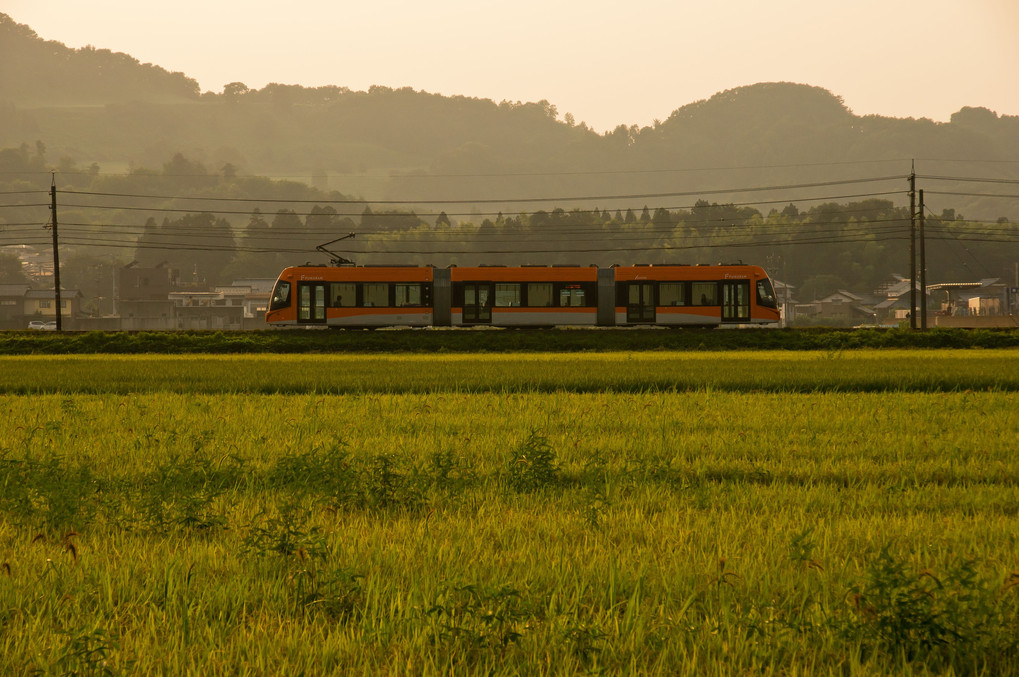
(841, 548, 1019, 671)
(53, 628, 122, 676)
(131, 453, 232, 534)
(424, 583, 533, 662)
(242, 501, 328, 560)
(505, 430, 560, 493)
(0, 450, 102, 533)
(291, 565, 365, 622)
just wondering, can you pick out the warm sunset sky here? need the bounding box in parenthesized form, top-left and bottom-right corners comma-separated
(6, 0, 1018, 131)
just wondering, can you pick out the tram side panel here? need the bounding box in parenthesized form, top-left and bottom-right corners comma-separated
(612, 265, 780, 327)
(449, 267, 599, 327)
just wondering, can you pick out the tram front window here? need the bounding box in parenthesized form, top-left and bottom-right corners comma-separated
(269, 281, 291, 311)
(757, 279, 778, 309)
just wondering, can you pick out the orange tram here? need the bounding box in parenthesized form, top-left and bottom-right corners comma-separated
(265, 264, 781, 328)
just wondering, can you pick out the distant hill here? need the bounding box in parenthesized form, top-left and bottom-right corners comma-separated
(1, 12, 1018, 221)
(0, 14, 199, 105)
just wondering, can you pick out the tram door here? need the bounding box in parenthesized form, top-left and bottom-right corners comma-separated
(462, 283, 492, 324)
(626, 282, 656, 323)
(298, 282, 327, 324)
(721, 280, 751, 323)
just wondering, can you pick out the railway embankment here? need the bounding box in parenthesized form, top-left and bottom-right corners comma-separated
(1, 326, 1017, 354)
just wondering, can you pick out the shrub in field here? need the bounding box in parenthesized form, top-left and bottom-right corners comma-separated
(424, 583, 532, 659)
(269, 444, 358, 500)
(505, 430, 560, 493)
(0, 450, 102, 533)
(242, 502, 328, 560)
(842, 548, 1019, 670)
(131, 453, 231, 534)
(362, 453, 426, 511)
(427, 448, 478, 494)
(291, 565, 365, 622)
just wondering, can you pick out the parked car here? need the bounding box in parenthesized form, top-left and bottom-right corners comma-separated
(28, 320, 57, 330)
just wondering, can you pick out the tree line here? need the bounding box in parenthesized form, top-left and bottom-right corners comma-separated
(1, 144, 1016, 313)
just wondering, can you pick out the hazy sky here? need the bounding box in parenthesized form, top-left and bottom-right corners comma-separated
(7, 1, 1018, 131)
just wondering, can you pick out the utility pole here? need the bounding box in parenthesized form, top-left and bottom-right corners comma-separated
(49, 174, 62, 331)
(908, 165, 916, 330)
(919, 189, 927, 330)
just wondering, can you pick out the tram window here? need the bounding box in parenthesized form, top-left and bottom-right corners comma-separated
(395, 283, 422, 307)
(495, 283, 521, 307)
(363, 283, 389, 307)
(628, 284, 641, 305)
(692, 282, 718, 306)
(757, 279, 778, 309)
(330, 282, 356, 307)
(527, 283, 554, 307)
(560, 287, 586, 307)
(269, 281, 291, 311)
(659, 283, 685, 306)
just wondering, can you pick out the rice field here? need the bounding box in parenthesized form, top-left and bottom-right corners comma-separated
(0, 351, 1017, 674)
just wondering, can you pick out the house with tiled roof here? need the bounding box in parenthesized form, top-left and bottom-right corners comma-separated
(0, 285, 83, 328)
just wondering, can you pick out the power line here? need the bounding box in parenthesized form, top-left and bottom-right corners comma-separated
(916, 175, 1019, 186)
(925, 190, 1019, 201)
(54, 190, 906, 220)
(340, 234, 909, 256)
(49, 220, 906, 246)
(47, 215, 909, 241)
(43, 232, 904, 256)
(62, 175, 906, 206)
(3, 158, 914, 180)
(915, 158, 1019, 165)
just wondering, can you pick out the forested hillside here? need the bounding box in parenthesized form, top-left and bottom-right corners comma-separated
(0, 12, 1016, 305)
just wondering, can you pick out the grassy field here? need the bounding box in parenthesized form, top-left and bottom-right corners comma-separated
(0, 352, 1017, 674)
(0, 350, 1018, 394)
